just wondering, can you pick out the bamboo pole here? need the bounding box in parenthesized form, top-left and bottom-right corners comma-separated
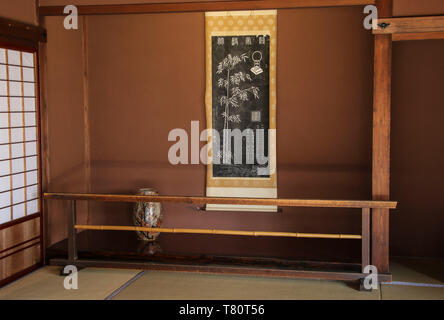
(75, 225, 362, 240)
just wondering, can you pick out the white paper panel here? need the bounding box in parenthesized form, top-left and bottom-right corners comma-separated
(13, 203, 25, 219)
(0, 49, 6, 63)
(10, 113, 23, 127)
(22, 53, 34, 67)
(25, 141, 37, 155)
(25, 127, 36, 141)
(0, 113, 8, 127)
(0, 80, 7, 95)
(22, 67, 34, 82)
(0, 191, 11, 208)
(10, 97, 22, 111)
(7, 50, 21, 65)
(8, 66, 21, 81)
(26, 171, 37, 185)
(0, 207, 11, 224)
(27, 199, 38, 215)
(26, 184, 38, 200)
(25, 113, 36, 126)
(11, 143, 24, 158)
(0, 96, 7, 108)
(0, 160, 10, 176)
(0, 49, 39, 224)
(0, 129, 9, 143)
(23, 82, 35, 97)
(9, 81, 21, 96)
(26, 156, 37, 171)
(12, 173, 25, 188)
(12, 187, 25, 204)
(24, 98, 35, 111)
(11, 158, 24, 173)
(0, 65, 6, 80)
(11, 128, 23, 142)
(0, 144, 10, 160)
(0, 176, 10, 192)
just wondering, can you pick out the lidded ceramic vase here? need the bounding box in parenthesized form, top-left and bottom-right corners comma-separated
(133, 188, 162, 241)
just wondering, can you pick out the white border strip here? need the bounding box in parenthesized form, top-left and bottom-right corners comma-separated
(382, 281, 444, 288)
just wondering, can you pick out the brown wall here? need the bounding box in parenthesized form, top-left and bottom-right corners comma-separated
(393, 0, 444, 16)
(41, 2, 444, 259)
(391, 40, 444, 258)
(43, 16, 89, 245)
(82, 7, 371, 261)
(0, 0, 37, 25)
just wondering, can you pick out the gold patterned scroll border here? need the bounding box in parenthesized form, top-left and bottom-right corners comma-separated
(205, 10, 277, 189)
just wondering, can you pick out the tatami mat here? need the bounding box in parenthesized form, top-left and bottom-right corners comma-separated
(113, 271, 380, 300)
(389, 257, 444, 284)
(0, 266, 141, 300)
(381, 283, 444, 300)
(1, 256, 443, 300)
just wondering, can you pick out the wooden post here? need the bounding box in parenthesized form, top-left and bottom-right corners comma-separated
(361, 208, 370, 272)
(68, 200, 78, 262)
(372, 0, 392, 274)
(81, 16, 91, 225)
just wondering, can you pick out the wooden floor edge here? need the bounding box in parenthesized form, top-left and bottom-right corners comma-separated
(49, 258, 392, 282)
(0, 262, 43, 288)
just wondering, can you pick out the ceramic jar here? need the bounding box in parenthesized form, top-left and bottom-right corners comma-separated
(133, 188, 162, 241)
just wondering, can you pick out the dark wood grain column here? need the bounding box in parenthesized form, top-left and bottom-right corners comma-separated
(372, 0, 392, 274)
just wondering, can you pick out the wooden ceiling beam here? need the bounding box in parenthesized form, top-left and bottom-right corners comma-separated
(0, 17, 47, 43)
(392, 31, 444, 41)
(39, 0, 375, 16)
(374, 15, 444, 36)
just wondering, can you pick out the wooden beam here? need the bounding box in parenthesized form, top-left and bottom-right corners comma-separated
(361, 208, 370, 272)
(67, 201, 78, 262)
(44, 192, 398, 209)
(81, 17, 92, 225)
(375, 0, 391, 17)
(392, 31, 444, 41)
(372, 0, 392, 274)
(374, 16, 444, 35)
(39, 0, 375, 16)
(49, 258, 392, 282)
(38, 16, 50, 262)
(0, 17, 46, 43)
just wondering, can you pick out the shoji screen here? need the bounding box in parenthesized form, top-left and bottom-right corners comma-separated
(0, 47, 40, 225)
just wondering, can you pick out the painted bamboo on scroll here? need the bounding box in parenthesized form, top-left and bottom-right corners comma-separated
(212, 35, 269, 178)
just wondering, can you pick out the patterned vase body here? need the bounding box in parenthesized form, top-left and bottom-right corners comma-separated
(133, 188, 162, 241)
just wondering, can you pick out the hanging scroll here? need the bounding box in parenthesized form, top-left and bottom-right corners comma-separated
(205, 11, 277, 212)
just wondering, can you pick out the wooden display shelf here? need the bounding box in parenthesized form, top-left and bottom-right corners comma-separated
(44, 192, 397, 290)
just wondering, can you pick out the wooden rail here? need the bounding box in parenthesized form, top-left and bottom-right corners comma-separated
(374, 16, 444, 35)
(44, 192, 397, 209)
(39, 0, 375, 16)
(392, 32, 444, 42)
